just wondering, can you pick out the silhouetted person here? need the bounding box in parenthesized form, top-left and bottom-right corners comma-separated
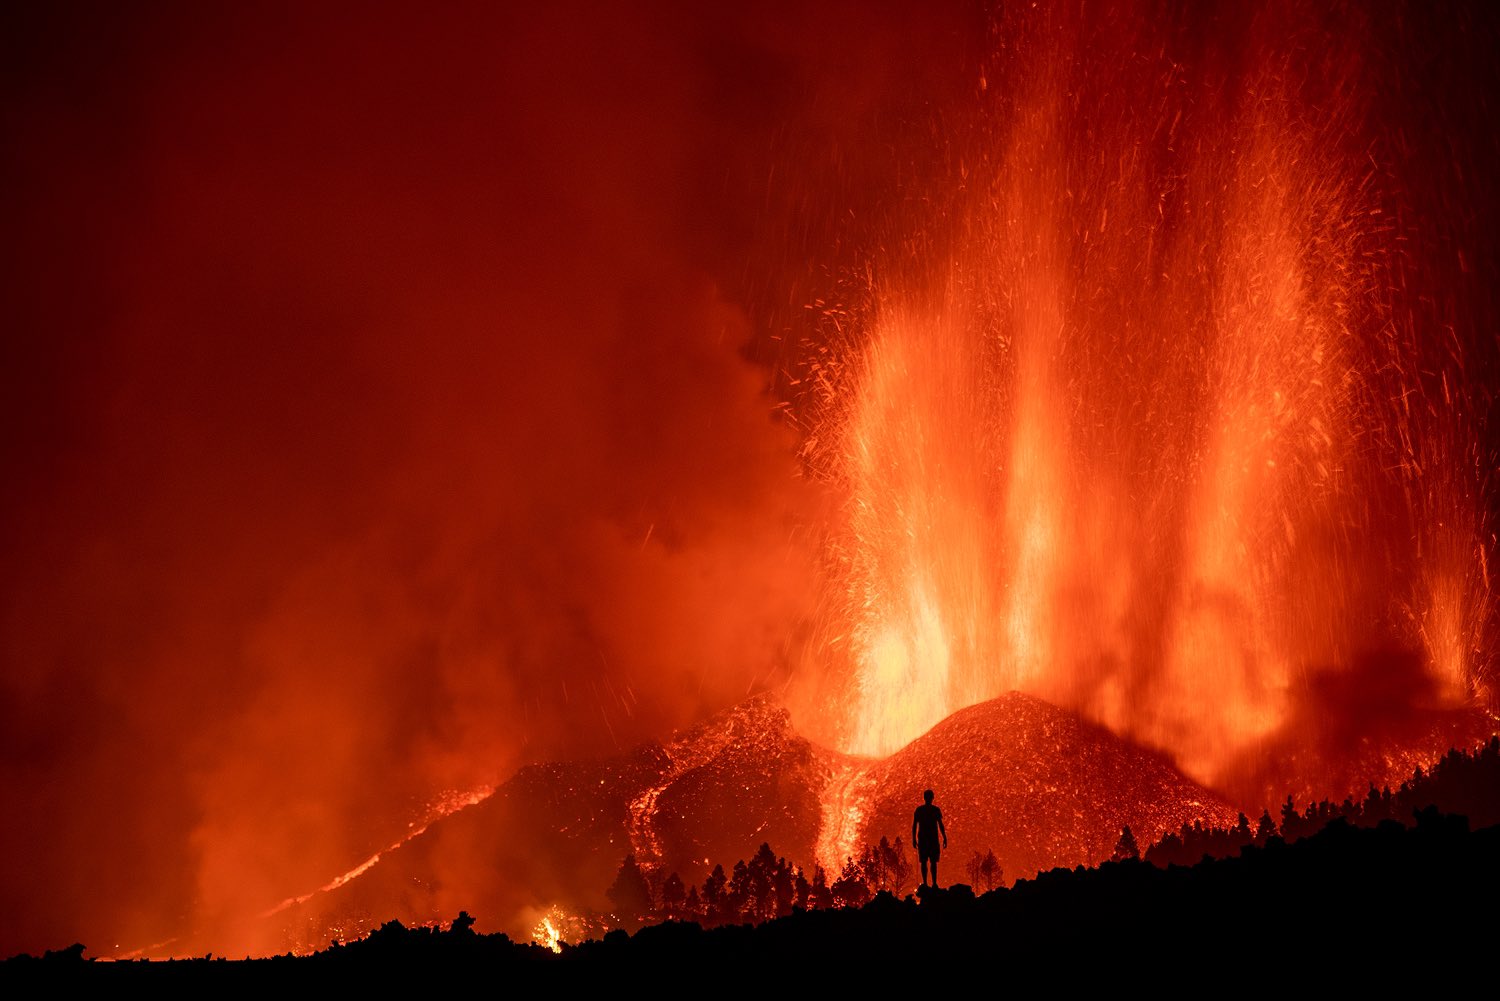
(912, 789, 947, 888)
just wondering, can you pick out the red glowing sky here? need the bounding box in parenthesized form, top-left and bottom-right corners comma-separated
(3, 1, 1499, 959)
(2, 1, 989, 956)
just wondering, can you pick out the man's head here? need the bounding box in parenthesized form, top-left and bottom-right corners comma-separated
(923, 789, 934, 804)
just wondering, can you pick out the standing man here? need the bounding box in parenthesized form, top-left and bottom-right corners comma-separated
(911, 788, 947, 888)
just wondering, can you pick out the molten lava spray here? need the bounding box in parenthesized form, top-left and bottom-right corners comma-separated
(789, 1, 1499, 801)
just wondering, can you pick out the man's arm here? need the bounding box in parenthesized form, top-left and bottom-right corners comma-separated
(939, 812, 947, 848)
(911, 810, 919, 846)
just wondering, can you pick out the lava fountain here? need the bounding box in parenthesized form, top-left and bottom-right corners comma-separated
(793, 1, 1497, 801)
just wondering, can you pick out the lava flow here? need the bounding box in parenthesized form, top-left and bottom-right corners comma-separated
(207, 693, 1245, 954)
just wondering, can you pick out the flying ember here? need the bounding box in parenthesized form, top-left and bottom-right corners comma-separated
(788, 1, 1497, 806)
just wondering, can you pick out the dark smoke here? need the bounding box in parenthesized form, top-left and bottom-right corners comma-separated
(0, 1, 963, 956)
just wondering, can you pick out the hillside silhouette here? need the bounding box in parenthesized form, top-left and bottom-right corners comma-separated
(220, 692, 1241, 954)
(858, 693, 1240, 878)
(9, 808, 1496, 985)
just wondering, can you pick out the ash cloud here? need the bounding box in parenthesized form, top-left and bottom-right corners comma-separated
(0, 2, 952, 956)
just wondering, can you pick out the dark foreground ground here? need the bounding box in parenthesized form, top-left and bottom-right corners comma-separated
(5, 807, 1496, 986)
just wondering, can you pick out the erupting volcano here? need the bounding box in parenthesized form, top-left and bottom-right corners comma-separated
(193, 693, 1240, 955)
(784, 3, 1500, 814)
(3, 0, 1499, 963)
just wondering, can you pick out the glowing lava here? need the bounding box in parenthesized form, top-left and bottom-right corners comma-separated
(531, 907, 568, 954)
(798, 2, 1496, 795)
(262, 785, 493, 922)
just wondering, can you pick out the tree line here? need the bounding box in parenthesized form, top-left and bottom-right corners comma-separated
(1141, 735, 1500, 867)
(606, 734, 1500, 932)
(605, 833, 1005, 930)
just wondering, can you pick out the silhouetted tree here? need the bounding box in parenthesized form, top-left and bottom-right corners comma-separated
(1281, 795, 1302, 841)
(1255, 809, 1277, 843)
(772, 856, 796, 917)
(660, 872, 686, 920)
(1361, 785, 1384, 822)
(966, 851, 984, 887)
(1144, 830, 1186, 867)
(1112, 825, 1140, 862)
(607, 854, 652, 926)
(831, 857, 871, 909)
(793, 866, 812, 911)
(857, 843, 884, 892)
(979, 849, 1001, 891)
(882, 837, 913, 895)
(810, 865, 834, 910)
(702, 864, 728, 926)
(728, 859, 752, 922)
(683, 885, 704, 923)
(747, 843, 777, 921)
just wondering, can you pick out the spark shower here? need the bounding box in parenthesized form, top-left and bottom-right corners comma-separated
(787, 2, 1498, 801)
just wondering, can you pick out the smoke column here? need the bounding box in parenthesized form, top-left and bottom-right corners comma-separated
(0, 2, 842, 958)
